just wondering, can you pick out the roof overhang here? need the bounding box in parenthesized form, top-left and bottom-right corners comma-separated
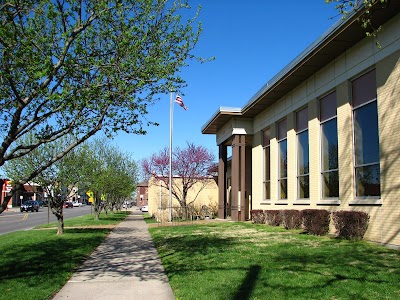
(201, 1, 400, 135)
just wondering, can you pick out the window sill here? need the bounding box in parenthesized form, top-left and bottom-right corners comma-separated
(293, 200, 311, 205)
(349, 199, 382, 205)
(260, 200, 272, 205)
(317, 199, 341, 206)
(274, 200, 289, 205)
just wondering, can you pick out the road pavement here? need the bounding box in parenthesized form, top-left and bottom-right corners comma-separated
(0, 205, 93, 235)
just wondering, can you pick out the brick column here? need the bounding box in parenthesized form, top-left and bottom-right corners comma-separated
(240, 135, 246, 221)
(231, 135, 240, 221)
(218, 144, 227, 219)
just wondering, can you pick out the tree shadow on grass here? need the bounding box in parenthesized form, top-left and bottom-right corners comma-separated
(266, 240, 400, 297)
(0, 228, 111, 282)
(151, 225, 400, 299)
(233, 265, 261, 300)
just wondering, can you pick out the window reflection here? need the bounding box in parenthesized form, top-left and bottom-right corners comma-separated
(352, 70, 380, 197)
(320, 92, 339, 198)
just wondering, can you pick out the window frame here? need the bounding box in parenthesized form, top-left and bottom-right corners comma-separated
(262, 128, 271, 201)
(351, 69, 381, 200)
(296, 107, 309, 200)
(319, 91, 339, 200)
(277, 119, 288, 200)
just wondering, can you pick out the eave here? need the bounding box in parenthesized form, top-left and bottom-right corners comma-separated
(201, 1, 400, 135)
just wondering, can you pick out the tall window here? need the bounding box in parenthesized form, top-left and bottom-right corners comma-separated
(296, 108, 309, 199)
(352, 69, 380, 197)
(320, 92, 339, 198)
(277, 119, 287, 199)
(262, 129, 271, 200)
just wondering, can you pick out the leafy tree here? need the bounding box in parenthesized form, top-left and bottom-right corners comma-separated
(0, 0, 203, 213)
(4, 135, 138, 233)
(141, 142, 215, 208)
(83, 137, 138, 220)
(326, 0, 389, 47)
(4, 134, 84, 234)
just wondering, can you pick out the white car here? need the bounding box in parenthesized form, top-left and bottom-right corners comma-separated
(122, 202, 131, 208)
(72, 202, 83, 207)
(140, 205, 148, 212)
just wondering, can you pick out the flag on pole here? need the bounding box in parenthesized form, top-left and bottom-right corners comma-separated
(174, 94, 188, 110)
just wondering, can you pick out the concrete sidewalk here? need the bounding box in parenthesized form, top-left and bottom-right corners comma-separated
(53, 208, 175, 300)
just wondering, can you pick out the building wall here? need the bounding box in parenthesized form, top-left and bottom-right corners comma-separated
(136, 185, 148, 207)
(251, 13, 400, 248)
(147, 177, 219, 218)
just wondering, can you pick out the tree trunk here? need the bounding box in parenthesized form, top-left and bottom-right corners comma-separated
(0, 198, 9, 214)
(94, 196, 101, 221)
(50, 196, 65, 234)
(56, 213, 64, 235)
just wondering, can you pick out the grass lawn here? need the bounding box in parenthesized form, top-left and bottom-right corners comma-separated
(149, 222, 400, 300)
(0, 211, 130, 300)
(35, 211, 130, 228)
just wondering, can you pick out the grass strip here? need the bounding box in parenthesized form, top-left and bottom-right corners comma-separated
(35, 211, 130, 228)
(0, 211, 129, 300)
(149, 222, 400, 300)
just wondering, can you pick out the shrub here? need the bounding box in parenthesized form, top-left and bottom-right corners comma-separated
(301, 209, 331, 236)
(250, 210, 265, 224)
(209, 202, 219, 218)
(264, 210, 282, 226)
(281, 210, 302, 230)
(332, 211, 370, 240)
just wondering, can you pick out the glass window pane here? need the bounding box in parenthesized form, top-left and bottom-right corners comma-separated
(280, 179, 287, 199)
(298, 175, 309, 199)
(279, 140, 287, 178)
(354, 101, 380, 165)
(298, 131, 309, 175)
(321, 119, 338, 171)
(263, 128, 270, 147)
(277, 119, 287, 140)
(296, 107, 308, 132)
(265, 147, 270, 180)
(355, 164, 380, 197)
(264, 182, 270, 200)
(322, 171, 339, 198)
(352, 69, 376, 108)
(320, 91, 337, 121)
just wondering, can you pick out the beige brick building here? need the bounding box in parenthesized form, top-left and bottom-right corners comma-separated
(146, 175, 219, 218)
(202, 3, 400, 249)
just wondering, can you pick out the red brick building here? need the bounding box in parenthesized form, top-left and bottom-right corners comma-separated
(136, 181, 148, 207)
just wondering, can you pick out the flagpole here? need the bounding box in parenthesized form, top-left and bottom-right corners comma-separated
(169, 91, 173, 222)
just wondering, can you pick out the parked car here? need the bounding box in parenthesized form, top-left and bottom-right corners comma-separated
(63, 202, 73, 208)
(72, 201, 82, 207)
(20, 200, 39, 212)
(140, 205, 148, 212)
(122, 201, 132, 208)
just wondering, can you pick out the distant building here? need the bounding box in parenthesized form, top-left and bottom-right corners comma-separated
(1, 179, 44, 207)
(202, 3, 400, 248)
(146, 175, 219, 219)
(136, 181, 148, 207)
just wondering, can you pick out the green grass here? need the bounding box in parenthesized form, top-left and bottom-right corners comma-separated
(0, 211, 130, 300)
(149, 222, 400, 300)
(35, 211, 130, 228)
(143, 212, 157, 224)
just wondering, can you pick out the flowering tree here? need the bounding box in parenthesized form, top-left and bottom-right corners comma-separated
(141, 143, 215, 208)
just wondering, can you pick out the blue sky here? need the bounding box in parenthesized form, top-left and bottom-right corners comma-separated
(112, 1, 341, 163)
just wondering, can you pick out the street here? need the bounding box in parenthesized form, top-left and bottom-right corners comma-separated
(0, 205, 93, 235)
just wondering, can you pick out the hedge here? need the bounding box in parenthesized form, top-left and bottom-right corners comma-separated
(302, 209, 331, 236)
(332, 210, 370, 239)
